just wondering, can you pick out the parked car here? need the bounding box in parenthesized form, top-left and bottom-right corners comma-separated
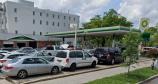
(54, 50, 98, 71)
(1, 56, 62, 78)
(15, 47, 36, 54)
(0, 52, 26, 68)
(94, 47, 123, 64)
(0, 48, 19, 52)
(42, 45, 63, 56)
(83, 49, 95, 56)
(0, 50, 9, 54)
(29, 52, 54, 62)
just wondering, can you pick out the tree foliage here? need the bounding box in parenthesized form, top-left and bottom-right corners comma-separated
(83, 9, 133, 29)
(122, 32, 141, 74)
(83, 9, 133, 47)
(144, 27, 157, 35)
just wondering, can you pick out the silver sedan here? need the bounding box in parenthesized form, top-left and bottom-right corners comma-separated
(1, 56, 62, 79)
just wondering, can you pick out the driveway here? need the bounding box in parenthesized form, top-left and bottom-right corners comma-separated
(33, 60, 152, 84)
(143, 77, 158, 84)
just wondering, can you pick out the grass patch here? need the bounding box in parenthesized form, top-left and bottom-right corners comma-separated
(87, 67, 158, 84)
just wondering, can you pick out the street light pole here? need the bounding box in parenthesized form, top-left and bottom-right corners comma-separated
(74, 24, 77, 50)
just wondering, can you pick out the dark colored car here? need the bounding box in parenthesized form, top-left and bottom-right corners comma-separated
(93, 47, 123, 64)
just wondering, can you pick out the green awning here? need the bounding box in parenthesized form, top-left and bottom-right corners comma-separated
(8, 35, 35, 41)
(45, 26, 140, 37)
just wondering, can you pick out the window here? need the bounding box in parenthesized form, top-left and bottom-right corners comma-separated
(33, 19, 35, 24)
(69, 52, 76, 58)
(52, 22, 54, 26)
(8, 58, 20, 63)
(76, 51, 83, 58)
(57, 22, 59, 27)
(52, 14, 55, 18)
(40, 20, 42, 25)
(58, 15, 60, 19)
(14, 8, 17, 13)
(74, 17, 76, 21)
(37, 52, 44, 57)
(7, 54, 19, 59)
(45, 46, 54, 50)
(69, 16, 71, 20)
(46, 13, 49, 17)
(46, 21, 49, 25)
(64, 23, 66, 27)
(56, 51, 67, 58)
(33, 31, 35, 35)
(23, 58, 34, 64)
(15, 30, 18, 34)
(34, 58, 48, 64)
(84, 52, 92, 58)
(33, 11, 35, 15)
(14, 17, 18, 22)
(0, 54, 5, 59)
(64, 16, 66, 19)
(33, 31, 36, 35)
(40, 32, 42, 35)
(40, 12, 42, 16)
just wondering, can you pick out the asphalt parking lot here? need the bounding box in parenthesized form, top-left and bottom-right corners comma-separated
(0, 57, 151, 84)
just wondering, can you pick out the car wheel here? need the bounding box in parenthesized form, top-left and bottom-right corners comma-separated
(91, 61, 96, 68)
(70, 63, 76, 71)
(51, 66, 59, 75)
(17, 70, 28, 79)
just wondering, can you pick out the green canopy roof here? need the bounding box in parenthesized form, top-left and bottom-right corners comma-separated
(45, 26, 140, 37)
(8, 35, 35, 41)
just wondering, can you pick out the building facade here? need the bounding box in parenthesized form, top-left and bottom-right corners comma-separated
(1, 0, 79, 35)
(0, 0, 80, 48)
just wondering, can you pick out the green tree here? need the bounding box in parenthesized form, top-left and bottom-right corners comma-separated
(102, 9, 133, 27)
(144, 27, 157, 35)
(122, 32, 141, 74)
(83, 15, 102, 29)
(149, 33, 158, 46)
(83, 9, 133, 47)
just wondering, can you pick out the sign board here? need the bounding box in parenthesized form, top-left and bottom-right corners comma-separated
(70, 23, 78, 30)
(139, 18, 150, 32)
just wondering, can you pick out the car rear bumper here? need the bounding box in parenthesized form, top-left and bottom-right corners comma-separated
(1, 69, 18, 76)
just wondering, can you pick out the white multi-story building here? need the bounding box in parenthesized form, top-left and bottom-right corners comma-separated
(0, 0, 80, 48)
(1, 0, 79, 35)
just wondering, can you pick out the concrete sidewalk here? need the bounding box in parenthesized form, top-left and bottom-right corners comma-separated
(0, 79, 12, 84)
(143, 77, 158, 84)
(34, 60, 152, 84)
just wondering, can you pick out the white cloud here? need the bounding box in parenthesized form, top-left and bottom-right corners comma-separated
(118, 0, 158, 27)
(35, 0, 110, 23)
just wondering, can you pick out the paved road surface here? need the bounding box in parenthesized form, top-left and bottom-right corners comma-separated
(34, 61, 152, 84)
(143, 77, 158, 84)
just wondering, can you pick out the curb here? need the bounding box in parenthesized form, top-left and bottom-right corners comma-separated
(23, 65, 121, 84)
(6, 59, 152, 84)
(137, 75, 158, 84)
(5, 77, 17, 84)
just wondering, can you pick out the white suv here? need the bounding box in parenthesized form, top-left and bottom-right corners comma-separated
(42, 45, 62, 56)
(54, 50, 98, 71)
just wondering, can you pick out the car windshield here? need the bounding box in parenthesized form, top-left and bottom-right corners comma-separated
(8, 58, 21, 63)
(0, 54, 5, 59)
(56, 51, 67, 58)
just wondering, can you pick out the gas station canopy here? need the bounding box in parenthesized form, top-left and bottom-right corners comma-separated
(45, 26, 140, 38)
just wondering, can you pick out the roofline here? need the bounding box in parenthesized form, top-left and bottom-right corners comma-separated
(45, 26, 140, 36)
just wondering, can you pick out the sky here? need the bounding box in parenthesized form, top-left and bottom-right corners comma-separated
(1, 0, 158, 28)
